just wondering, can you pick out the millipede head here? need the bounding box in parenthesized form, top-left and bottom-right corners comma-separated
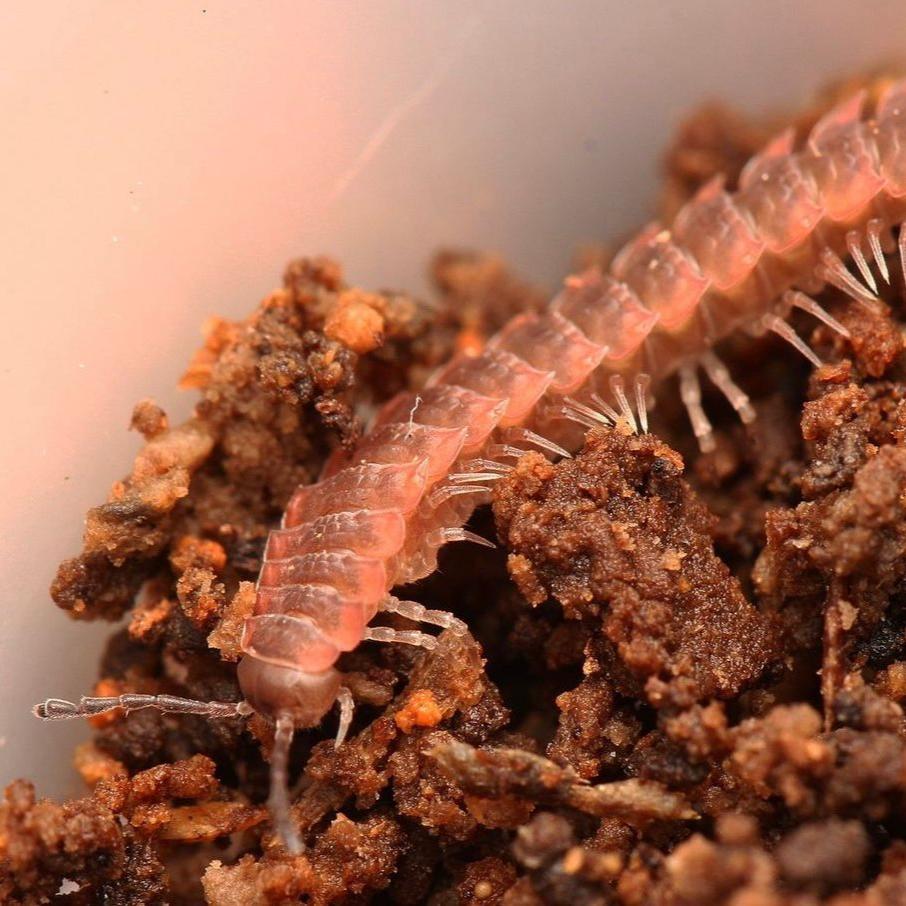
(31, 670, 355, 856)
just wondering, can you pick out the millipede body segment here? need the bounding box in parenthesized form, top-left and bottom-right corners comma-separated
(35, 80, 906, 852)
(241, 80, 906, 715)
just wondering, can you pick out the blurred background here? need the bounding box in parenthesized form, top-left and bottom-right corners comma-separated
(2, 0, 906, 797)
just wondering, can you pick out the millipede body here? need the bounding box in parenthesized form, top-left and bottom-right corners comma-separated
(242, 79, 906, 716)
(36, 79, 906, 852)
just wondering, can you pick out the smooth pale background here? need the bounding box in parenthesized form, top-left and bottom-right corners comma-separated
(2, 1, 906, 798)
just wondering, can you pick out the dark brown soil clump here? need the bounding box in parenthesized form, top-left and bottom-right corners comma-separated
(493, 430, 776, 710)
(7, 83, 906, 904)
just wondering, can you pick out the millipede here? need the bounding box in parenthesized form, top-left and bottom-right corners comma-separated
(34, 79, 906, 853)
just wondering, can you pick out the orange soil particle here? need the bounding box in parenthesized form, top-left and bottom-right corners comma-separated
(73, 742, 127, 787)
(323, 289, 389, 355)
(128, 595, 173, 643)
(207, 581, 257, 661)
(394, 688, 444, 733)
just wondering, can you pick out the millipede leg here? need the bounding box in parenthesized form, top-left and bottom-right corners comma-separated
(381, 595, 468, 635)
(763, 314, 821, 368)
(504, 427, 571, 459)
(679, 363, 716, 453)
(485, 442, 532, 460)
(428, 483, 491, 508)
(817, 247, 882, 311)
(846, 229, 877, 294)
(559, 396, 613, 431)
(785, 290, 850, 338)
(447, 470, 507, 485)
(458, 458, 513, 475)
(33, 693, 252, 721)
(588, 392, 622, 425)
(634, 374, 651, 434)
(335, 687, 354, 748)
(561, 378, 652, 438)
(426, 526, 496, 550)
(609, 374, 638, 433)
(269, 712, 303, 854)
(363, 625, 438, 650)
(699, 351, 755, 424)
(866, 218, 890, 284)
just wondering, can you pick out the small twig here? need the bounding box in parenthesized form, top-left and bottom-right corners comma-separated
(428, 738, 697, 826)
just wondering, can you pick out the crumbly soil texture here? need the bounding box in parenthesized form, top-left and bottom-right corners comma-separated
(6, 80, 906, 905)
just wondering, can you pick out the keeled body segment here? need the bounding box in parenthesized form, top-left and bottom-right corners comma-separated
(240, 82, 906, 708)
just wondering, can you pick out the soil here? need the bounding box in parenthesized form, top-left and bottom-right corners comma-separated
(5, 80, 906, 904)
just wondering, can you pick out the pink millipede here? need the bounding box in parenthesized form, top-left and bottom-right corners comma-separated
(35, 80, 906, 852)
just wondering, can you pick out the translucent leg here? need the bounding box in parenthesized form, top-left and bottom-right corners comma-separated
(562, 376, 651, 437)
(446, 471, 506, 485)
(504, 427, 571, 459)
(34, 693, 252, 721)
(559, 396, 613, 431)
(700, 351, 755, 424)
(457, 458, 513, 475)
(846, 229, 877, 293)
(426, 526, 496, 549)
(363, 625, 438, 649)
(763, 313, 821, 368)
(588, 393, 622, 425)
(634, 374, 651, 434)
(335, 687, 354, 748)
(268, 712, 303, 854)
(866, 218, 890, 284)
(428, 483, 491, 508)
(609, 374, 638, 433)
(485, 442, 534, 461)
(678, 363, 715, 453)
(381, 594, 468, 635)
(817, 247, 881, 311)
(785, 290, 850, 338)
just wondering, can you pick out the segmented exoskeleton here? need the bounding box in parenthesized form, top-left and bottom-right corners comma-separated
(37, 80, 906, 852)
